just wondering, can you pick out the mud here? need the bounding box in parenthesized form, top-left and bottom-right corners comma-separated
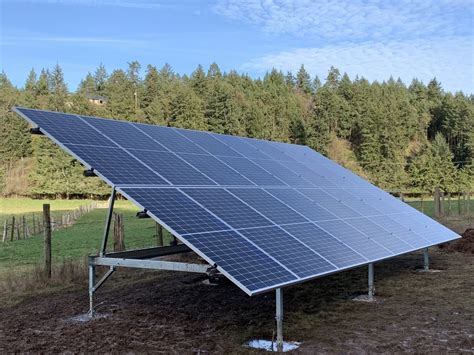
(0, 249, 472, 353)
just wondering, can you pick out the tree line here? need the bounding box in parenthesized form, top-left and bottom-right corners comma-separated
(0, 62, 472, 198)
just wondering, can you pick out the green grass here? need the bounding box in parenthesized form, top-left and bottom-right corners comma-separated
(0, 196, 471, 281)
(405, 196, 473, 218)
(0, 199, 172, 280)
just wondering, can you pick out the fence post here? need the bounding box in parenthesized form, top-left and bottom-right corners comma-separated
(434, 187, 440, 218)
(420, 194, 424, 213)
(156, 223, 163, 247)
(440, 191, 445, 217)
(22, 216, 27, 239)
(447, 193, 451, 217)
(10, 216, 15, 241)
(2, 220, 7, 243)
(32, 213, 36, 235)
(43, 204, 52, 279)
(113, 213, 125, 252)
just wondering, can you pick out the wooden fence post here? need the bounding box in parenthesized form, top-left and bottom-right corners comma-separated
(32, 213, 36, 235)
(156, 223, 163, 247)
(434, 187, 440, 218)
(113, 213, 125, 252)
(440, 191, 445, 217)
(22, 216, 27, 239)
(10, 216, 15, 241)
(43, 204, 52, 279)
(420, 194, 424, 213)
(2, 220, 7, 243)
(447, 193, 452, 217)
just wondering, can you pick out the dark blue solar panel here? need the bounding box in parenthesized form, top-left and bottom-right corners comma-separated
(265, 189, 337, 222)
(239, 226, 335, 278)
(84, 116, 166, 151)
(178, 153, 253, 186)
(282, 223, 367, 268)
(283, 161, 336, 187)
(184, 230, 296, 293)
(369, 215, 430, 248)
(218, 156, 286, 186)
(183, 188, 272, 229)
(16, 108, 115, 147)
(228, 188, 307, 225)
(300, 189, 362, 219)
(15, 107, 461, 296)
(175, 129, 243, 157)
(316, 220, 392, 260)
(251, 159, 313, 187)
(213, 134, 272, 160)
(345, 217, 413, 253)
(326, 189, 383, 216)
(243, 138, 295, 162)
(120, 188, 227, 235)
(64, 145, 168, 185)
(394, 213, 459, 244)
(127, 149, 216, 186)
(133, 123, 207, 154)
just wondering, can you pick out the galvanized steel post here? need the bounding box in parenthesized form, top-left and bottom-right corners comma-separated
(423, 247, 429, 271)
(276, 288, 283, 351)
(368, 263, 374, 301)
(88, 257, 96, 316)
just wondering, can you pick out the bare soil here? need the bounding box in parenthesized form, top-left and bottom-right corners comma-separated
(441, 228, 474, 254)
(0, 247, 473, 353)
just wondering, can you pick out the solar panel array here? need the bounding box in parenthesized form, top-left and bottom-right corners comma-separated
(14, 107, 460, 295)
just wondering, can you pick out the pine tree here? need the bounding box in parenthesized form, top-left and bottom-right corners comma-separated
(296, 64, 312, 94)
(48, 63, 68, 111)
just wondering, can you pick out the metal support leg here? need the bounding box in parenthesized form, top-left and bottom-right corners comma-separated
(423, 247, 429, 271)
(100, 187, 116, 257)
(88, 260, 96, 316)
(275, 288, 283, 351)
(368, 263, 374, 301)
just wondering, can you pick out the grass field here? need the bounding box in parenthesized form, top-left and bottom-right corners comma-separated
(0, 198, 172, 281)
(0, 196, 471, 281)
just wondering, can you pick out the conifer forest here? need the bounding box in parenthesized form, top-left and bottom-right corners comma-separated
(0, 62, 472, 198)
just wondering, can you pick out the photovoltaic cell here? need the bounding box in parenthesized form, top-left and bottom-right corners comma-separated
(183, 188, 273, 229)
(239, 226, 335, 278)
(265, 189, 337, 222)
(184, 230, 297, 292)
(300, 189, 361, 219)
(127, 149, 216, 186)
(218, 156, 286, 186)
(316, 220, 392, 260)
(228, 188, 307, 225)
(120, 187, 227, 235)
(243, 138, 295, 162)
(16, 108, 115, 147)
(345, 217, 413, 253)
(175, 129, 243, 157)
(251, 159, 313, 187)
(369, 215, 430, 249)
(15, 107, 460, 296)
(178, 153, 254, 186)
(213, 134, 272, 160)
(85, 116, 166, 151)
(64, 145, 168, 185)
(133, 124, 207, 154)
(282, 223, 367, 268)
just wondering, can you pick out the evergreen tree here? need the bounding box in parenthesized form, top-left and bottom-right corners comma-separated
(296, 64, 312, 94)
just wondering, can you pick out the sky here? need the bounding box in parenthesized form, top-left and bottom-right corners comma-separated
(1, 0, 473, 93)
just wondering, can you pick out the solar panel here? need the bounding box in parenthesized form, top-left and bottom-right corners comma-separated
(14, 106, 460, 296)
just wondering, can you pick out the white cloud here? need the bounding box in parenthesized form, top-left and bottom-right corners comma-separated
(214, 0, 473, 40)
(242, 36, 474, 93)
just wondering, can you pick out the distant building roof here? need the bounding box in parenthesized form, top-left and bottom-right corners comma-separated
(86, 94, 108, 102)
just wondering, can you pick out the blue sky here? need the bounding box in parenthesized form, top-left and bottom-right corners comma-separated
(1, 0, 473, 93)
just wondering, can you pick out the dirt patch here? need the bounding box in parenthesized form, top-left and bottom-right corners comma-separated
(441, 228, 474, 254)
(0, 249, 473, 353)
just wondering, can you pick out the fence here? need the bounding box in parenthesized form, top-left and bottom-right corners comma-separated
(393, 190, 472, 220)
(2, 202, 100, 243)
